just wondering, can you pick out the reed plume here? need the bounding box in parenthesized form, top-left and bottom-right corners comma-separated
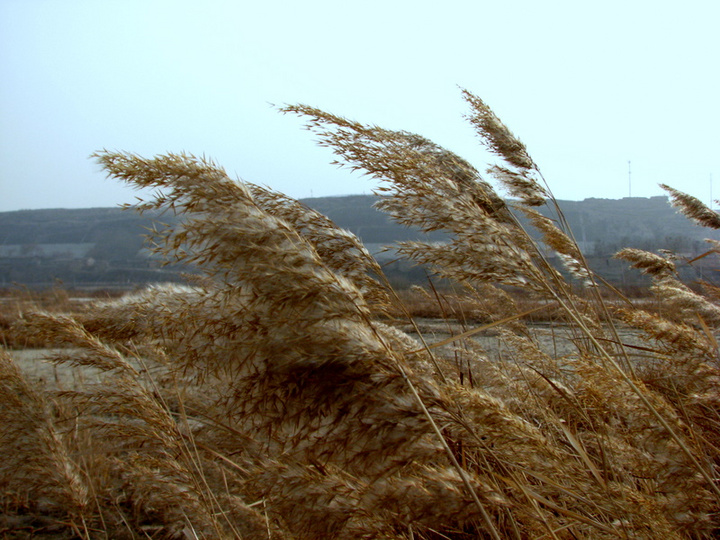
(0, 349, 87, 534)
(661, 184, 720, 229)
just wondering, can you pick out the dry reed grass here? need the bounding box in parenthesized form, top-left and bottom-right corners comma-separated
(2, 91, 720, 538)
(0, 287, 120, 349)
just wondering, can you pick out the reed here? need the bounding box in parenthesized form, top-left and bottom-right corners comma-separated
(2, 91, 719, 538)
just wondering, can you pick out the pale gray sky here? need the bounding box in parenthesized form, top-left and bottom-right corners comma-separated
(1, 0, 718, 211)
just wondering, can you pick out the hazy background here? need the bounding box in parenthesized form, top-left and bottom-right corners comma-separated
(1, 0, 718, 212)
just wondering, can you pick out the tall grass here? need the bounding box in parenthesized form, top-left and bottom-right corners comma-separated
(2, 91, 719, 538)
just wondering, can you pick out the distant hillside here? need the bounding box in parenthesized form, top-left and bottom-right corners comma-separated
(0, 195, 717, 288)
(540, 196, 714, 256)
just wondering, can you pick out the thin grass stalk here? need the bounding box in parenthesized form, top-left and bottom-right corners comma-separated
(549, 289, 720, 500)
(392, 360, 503, 540)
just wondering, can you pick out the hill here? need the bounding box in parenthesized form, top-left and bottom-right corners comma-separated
(0, 195, 716, 288)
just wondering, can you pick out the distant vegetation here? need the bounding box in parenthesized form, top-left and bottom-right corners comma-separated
(2, 91, 720, 538)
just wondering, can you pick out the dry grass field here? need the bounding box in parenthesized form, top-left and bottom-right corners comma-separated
(2, 91, 720, 539)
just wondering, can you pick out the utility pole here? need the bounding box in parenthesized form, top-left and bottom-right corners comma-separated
(711, 174, 714, 210)
(628, 161, 632, 197)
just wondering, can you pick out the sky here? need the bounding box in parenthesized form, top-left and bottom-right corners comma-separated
(1, 0, 719, 212)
